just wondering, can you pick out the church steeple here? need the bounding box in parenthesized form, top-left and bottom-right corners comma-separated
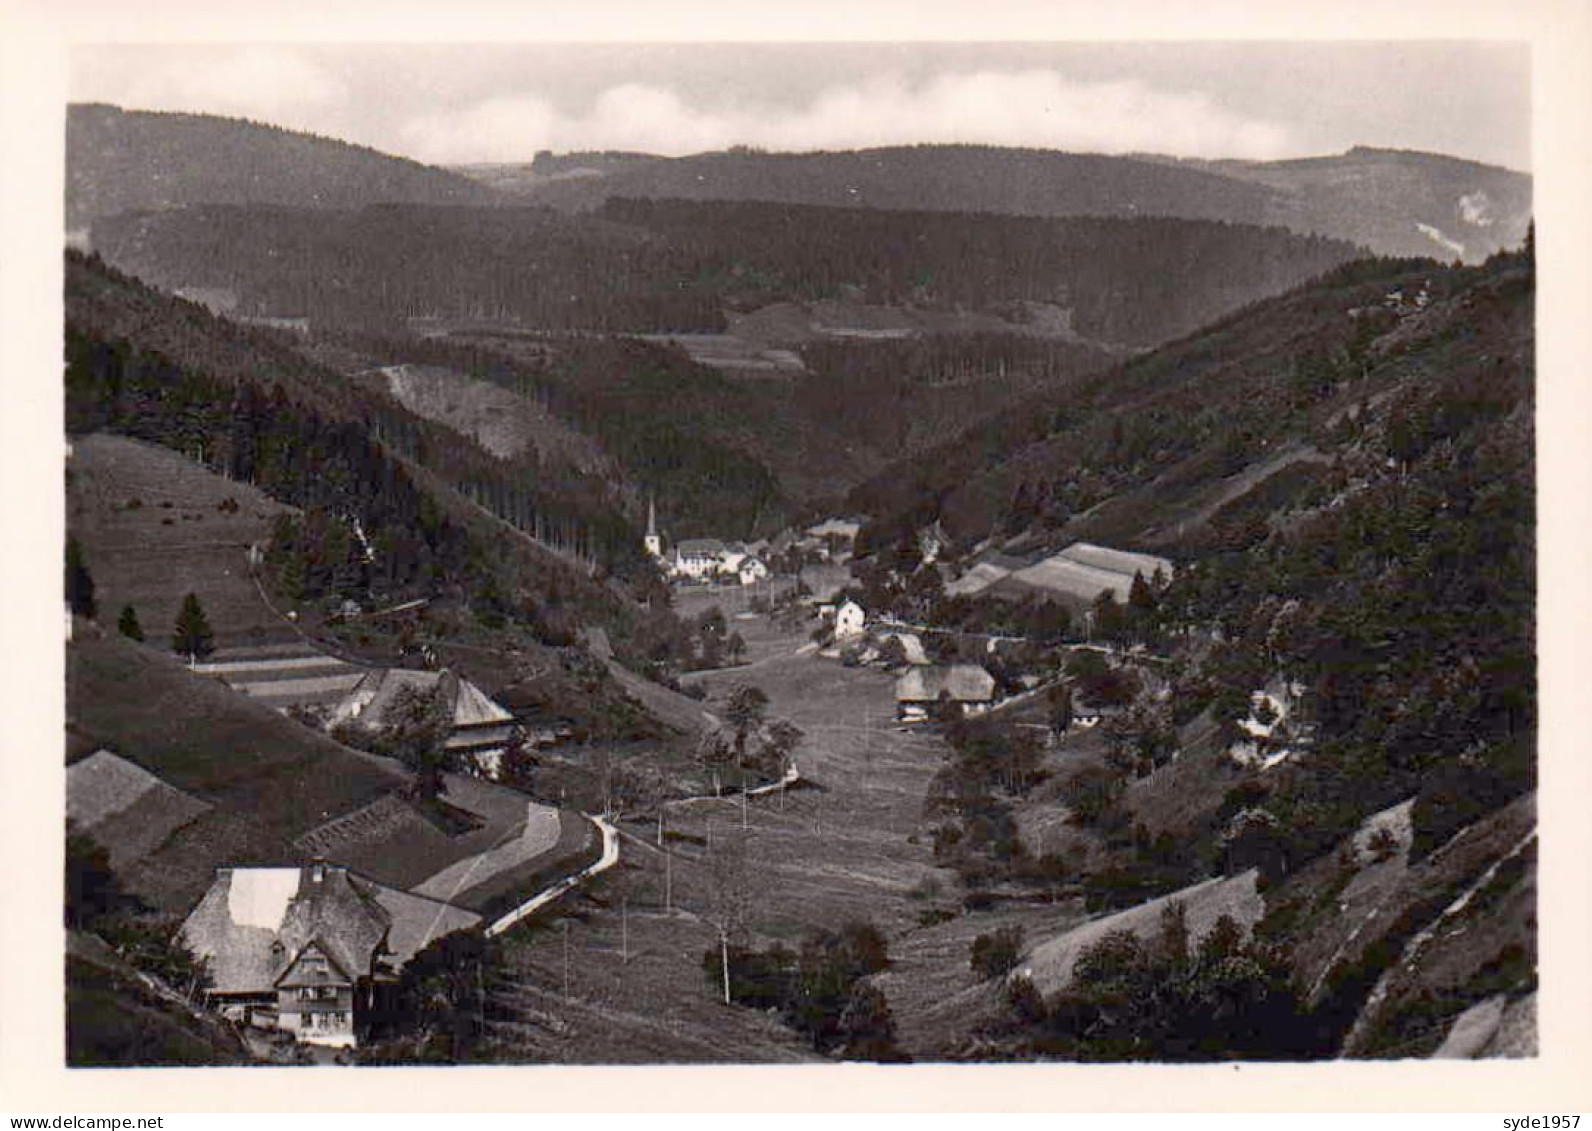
(643, 495, 662, 558)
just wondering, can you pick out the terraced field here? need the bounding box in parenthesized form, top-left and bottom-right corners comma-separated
(192, 644, 366, 711)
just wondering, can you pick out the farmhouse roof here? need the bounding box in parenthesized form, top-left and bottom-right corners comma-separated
(895, 664, 996, 704)
(330, 668, 512, 732)
(878, 631, 929, 665)
(676, 538, 726, 557)
(180, 864, 393, 996)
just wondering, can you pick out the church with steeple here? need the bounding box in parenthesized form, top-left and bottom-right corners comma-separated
(643, 496, 663, 559)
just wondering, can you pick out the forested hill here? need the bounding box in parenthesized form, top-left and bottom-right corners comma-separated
(89, 198, 1359, 348)
(849, 246, 1533, 557)
(63, 251, 680, 668)
(853, 246, 1533, 1015)
(67, 103, 501, 230)
(458, 143, 1530, 262)
(480, 145, 1277, 225)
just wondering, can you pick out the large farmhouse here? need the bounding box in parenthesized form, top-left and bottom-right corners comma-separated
(895, 664, 997, 722)
(179, 862, 479, 1047)
(327, 668, 517, 778)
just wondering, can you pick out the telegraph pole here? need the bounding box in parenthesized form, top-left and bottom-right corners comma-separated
(665, 845, 673, 913)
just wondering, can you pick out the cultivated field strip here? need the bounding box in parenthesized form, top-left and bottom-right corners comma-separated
(195, 642, 367, 711)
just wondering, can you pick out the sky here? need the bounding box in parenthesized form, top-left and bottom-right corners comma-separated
(69, 40, 1531, 171)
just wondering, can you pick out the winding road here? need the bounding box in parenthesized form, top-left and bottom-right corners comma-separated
(483, 815, 621, 938)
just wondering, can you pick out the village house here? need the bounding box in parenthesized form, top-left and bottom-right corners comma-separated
(178, 862, 478, 1047)
(737, 556, 770, 585)
(894, 664, 998, 722)
(834, 599, 867, 639)
(672, 538, 727, 580)
(327, 668, 518, 778)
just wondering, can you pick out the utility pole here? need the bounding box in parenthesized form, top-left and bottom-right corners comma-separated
(720, 929, 731, 1006)
(741, 782, 749, 829)
(665, 846, 673, 913)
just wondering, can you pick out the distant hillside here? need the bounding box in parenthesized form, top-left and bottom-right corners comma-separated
(89, 198, 1359, 348)
(64, 251, 692, 690)
(466, 144, 1276, 225)
(67, 103, 501, 230)
(457, 143, 1529, 263)
(1169, 146, 1532, 262)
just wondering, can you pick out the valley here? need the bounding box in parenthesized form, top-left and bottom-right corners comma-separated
(57, 96, 1538, 1073)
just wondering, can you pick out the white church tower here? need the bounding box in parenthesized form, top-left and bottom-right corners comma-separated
(643, 496, 663, 559)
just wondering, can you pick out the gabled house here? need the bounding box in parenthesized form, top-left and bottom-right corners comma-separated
(180, 862, 479, 1048)
(895, 664, 997, 722)
(834, 599, 867, 639)
(327, 668, 517, 778)
(738, 557, 770, 586)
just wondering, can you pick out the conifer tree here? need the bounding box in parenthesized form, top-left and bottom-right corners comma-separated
(64, 536, 96, 619)
(171, 592, 214, 662)
(117, 603, 144, 642)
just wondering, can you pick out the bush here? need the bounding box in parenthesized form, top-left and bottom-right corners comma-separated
(970, 925, 1025, 979)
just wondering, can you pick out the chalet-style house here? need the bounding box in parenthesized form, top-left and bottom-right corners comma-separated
(179, 862, 479, 1047)
(895, 664, 997, 722)
(327, 668, 517, 778)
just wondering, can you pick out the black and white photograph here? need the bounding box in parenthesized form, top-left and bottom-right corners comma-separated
(5, 0, 1591, 1114)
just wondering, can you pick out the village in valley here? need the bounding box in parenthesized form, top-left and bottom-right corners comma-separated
(55, 40, 1541, 1075)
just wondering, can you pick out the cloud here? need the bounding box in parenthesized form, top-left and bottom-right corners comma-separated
(397, 69, 1294, 163)
(74, 46, 345, 130)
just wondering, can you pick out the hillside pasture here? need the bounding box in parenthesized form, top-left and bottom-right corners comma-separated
(1015, 869, 1264, 997)
(66, 433, 296, 652)
(66, 628, 404, 910)
(67, 750, 210, 868)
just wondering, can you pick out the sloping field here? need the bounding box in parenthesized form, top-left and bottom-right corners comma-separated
(193, 645, 367, 710)
(67, 930, 253, 1066)
(412, 800, 564, 903)
(1006, 553, 1139, 603)
(66, 749, 210, 868)
(603, 658, 718, 737)
(1056, 541, 1173, 581)
(945, 561, 1013, 598)
(374, 363, 615, 475)
(66, 628, 404, 911)
(1016, 869, 1264, 996)
(66, 433, 297, 652)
